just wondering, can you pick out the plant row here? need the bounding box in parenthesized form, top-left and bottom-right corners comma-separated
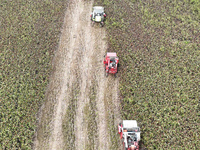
(95, 0, 199, 149)
(0, 0, 67, 149)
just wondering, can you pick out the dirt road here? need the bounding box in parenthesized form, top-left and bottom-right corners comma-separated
(34, 0, 122, 149)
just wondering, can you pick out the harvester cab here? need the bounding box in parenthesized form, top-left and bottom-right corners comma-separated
(90, 6, 106, 27)
(103, 52, 119, 77)
(118, 120, 141, 150)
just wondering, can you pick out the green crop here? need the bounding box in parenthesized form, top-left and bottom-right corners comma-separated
(95, 0, 200, 149)
(0, 0, 67, 149)
(1, 0, 199, 149)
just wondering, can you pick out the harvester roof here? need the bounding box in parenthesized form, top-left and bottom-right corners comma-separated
(123, 120, 138, 128)
(106, 52, 117, 57)
(93, 6, 104, 13)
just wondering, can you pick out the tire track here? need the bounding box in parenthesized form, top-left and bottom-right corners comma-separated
(48, 0, 83, 149)
(34, 0, 122, 149)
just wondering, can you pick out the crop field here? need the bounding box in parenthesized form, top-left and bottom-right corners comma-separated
(1, 0, 199, 149)
(0, 0, 67, 149)
(96, 0, 200, 149)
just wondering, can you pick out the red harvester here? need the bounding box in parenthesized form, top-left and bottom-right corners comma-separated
(103, 52, 119, 77)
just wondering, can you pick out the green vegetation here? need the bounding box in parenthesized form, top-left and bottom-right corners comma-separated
(0, 0, 67, 149)
(84, 80, 98, 150)
(96, 0, 200, 149)
(63, 80, 80, 150)
(104, 79, 121, 150)
(1, 0, 199, 149)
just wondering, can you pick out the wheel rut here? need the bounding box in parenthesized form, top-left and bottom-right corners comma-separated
(34, 0, 122, 149)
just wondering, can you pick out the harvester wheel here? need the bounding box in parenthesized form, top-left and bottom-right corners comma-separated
(100, 22, 104, 27)
(105, 72, 108, 77)
(117, 63, 119, 73)
(114, 73, 117, 78)
(91, 21, 95, 27)
(123, 142, 127, 150)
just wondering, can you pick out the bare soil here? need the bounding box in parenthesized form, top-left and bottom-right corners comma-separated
(34, 0, 122, 149)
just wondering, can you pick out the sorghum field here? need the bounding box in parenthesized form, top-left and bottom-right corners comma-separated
(0, 0, 67, 149)
(95, 0, 199, 149)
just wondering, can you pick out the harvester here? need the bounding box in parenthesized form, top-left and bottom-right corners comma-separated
(118, 120, 141, 150)
(103, 52, 119, 77)
(90, 6, 106, 27)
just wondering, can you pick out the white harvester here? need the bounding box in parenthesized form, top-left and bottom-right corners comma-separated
(118, 120, 141, 150)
